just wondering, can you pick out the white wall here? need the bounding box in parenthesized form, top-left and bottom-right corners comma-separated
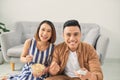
(0, 0, 120, 59)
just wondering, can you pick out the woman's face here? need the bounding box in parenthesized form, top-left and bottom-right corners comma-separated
(39, 23, 52, 42)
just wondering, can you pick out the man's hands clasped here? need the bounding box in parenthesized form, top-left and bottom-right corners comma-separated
(75, 68, 97, 80)
(49, 61, 60, 75)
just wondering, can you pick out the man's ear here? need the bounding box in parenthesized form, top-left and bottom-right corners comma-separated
(80, 32, 82, 40)
(62, 31, 64, 38)
(80, 32, 82, 37)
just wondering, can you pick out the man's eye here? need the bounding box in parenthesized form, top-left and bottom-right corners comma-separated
(74, 33, 78, 36)
(67, 33, 71, 37)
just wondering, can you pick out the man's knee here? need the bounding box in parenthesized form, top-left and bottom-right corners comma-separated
(45, 76, 61, 80)
(45, 75, 70, 80)
(45, 77, 54, 80)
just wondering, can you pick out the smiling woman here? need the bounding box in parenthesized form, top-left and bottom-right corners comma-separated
(1, 20, 56, 80)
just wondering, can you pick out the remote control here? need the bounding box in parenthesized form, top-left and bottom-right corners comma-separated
(76, 69, 87, 75)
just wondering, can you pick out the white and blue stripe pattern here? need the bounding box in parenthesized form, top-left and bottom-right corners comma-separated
(8, 38, 54, 80)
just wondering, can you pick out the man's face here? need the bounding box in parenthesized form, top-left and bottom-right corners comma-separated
(63, 26, 81, 52)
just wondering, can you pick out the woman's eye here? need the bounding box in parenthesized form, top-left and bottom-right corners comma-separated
(41, 29, 45, 31)
(47, 30, 51, 32)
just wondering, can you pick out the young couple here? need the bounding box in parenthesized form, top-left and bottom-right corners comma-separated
(3, 20, 103, 80)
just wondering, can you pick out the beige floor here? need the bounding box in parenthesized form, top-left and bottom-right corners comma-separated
(102, 58, 120, 80)
(0, 62, 22, 79)
(0, 58, 120, 80)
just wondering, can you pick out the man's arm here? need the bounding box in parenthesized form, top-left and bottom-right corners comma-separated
(88, 45, 103, 80)
(75, 44, 103, 80)
(49, 46, 60, 75)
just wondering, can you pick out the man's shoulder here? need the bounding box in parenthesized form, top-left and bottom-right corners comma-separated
(55, 42, 67, 48)
(80, 42, 95, 52)
(54, 42, 68, 54)
(81, 41, 92, 47)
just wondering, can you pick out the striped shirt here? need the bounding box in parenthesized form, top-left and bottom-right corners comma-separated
(8, 38, 54, 80)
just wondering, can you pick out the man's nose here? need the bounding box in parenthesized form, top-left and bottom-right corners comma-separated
(70, 35, 75, 41)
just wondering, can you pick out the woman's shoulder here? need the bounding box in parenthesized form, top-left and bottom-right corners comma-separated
(25, 39, 32, 44)
(24, 38, 34, 48)
(25, 37, 35, 44)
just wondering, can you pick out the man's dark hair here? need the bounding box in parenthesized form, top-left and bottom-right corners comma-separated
(63, 20, 81, 31)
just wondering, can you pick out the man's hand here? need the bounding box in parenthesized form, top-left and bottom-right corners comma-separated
(75, 68, 97, 80)
(49, 61, 60, 75)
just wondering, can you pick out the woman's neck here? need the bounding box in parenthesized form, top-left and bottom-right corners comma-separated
(37, 41, 49, 50)
(38, 41, 48, 46)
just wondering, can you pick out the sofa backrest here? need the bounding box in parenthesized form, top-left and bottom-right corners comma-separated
(14, 21, 100, 46)
(14, 22, 39, 43)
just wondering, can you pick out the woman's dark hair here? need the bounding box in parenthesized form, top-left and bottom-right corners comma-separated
(63, 20, 81, 31)
(34, 20, 56, 43)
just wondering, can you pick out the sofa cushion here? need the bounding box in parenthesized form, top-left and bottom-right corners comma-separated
(96, 35, 109, 64)
(83, 28, 100, 46)
(15, 22, 39, 43)
(7, 44, 24, 57)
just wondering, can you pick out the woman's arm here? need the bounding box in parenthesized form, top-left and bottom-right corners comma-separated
(20, 39, 33, 63)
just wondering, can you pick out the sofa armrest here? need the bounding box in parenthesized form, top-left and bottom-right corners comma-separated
(0, 31, 22, 62)
(96, 35, 109, 65)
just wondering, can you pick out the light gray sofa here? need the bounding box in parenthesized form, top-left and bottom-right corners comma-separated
(0, 21, 109, 71)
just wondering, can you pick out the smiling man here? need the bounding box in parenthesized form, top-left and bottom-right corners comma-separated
(46, 20, 103, 80)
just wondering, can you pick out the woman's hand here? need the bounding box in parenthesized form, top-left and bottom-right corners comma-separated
(42, 66, 49, 74)
(26, 55, 33, 63)
(32, 67, 49, 78)
(32, 71, 43, 78)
